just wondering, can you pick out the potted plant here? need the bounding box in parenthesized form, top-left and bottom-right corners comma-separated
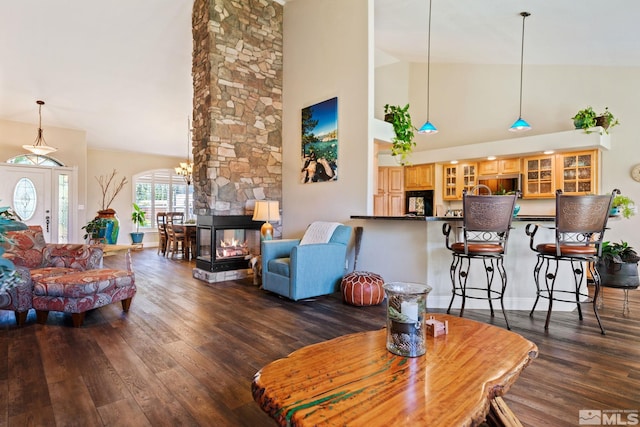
(130, 203, 146, 244)
(384, 104, 416, 165)
(596, 241, 640, 290)
(572, 106, 597, 131)
(82, 217, 108, 243)
(572, 106, 620, 134)
(595, 107, 620, 133)
(611, 194, 636, 219)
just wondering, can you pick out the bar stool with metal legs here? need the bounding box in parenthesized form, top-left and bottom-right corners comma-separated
(525, 189, 616, 335)
(442, 190, 518, 329)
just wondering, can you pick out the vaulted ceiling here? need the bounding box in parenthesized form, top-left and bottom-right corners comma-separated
(1, 0, 638, 157)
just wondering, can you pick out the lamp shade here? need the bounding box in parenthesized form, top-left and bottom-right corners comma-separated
(509, 117, 531, 132)
(418, 121, 438, 134)
(252, 200, 280, 223)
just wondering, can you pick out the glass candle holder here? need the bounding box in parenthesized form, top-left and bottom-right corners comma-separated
(383, 282, 432, 357)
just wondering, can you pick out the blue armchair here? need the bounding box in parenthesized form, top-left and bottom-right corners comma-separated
(261, 224, 352, 300)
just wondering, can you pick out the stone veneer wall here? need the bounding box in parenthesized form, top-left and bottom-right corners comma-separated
(192, 0, 283, 215)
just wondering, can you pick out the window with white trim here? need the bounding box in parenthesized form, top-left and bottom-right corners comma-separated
(133, 169, 193, 228)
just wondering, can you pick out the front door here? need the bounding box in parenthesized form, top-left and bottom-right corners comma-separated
(0, 164, 77, 243)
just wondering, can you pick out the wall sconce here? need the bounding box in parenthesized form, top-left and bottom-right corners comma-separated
(252, 200, 280, 240)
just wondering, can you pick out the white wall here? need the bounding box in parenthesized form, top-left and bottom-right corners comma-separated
(0, 118, 185, 245)
(87, 149, 185, 245)
(282, 0, 373, 237)
(376, 62, 640, 247)
(0, 118, 88, 217)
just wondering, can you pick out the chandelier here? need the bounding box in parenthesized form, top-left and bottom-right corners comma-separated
(175, 116, 193, 185)
(23, 100, 58, 155)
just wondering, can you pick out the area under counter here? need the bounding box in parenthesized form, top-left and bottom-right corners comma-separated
(347, 215, 581, 312)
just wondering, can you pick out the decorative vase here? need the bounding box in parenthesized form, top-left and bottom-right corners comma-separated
(382, 282, 432, 357)
(97, 209, 120, 244)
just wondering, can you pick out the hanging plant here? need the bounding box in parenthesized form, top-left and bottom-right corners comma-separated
(384, 104, 417, 165)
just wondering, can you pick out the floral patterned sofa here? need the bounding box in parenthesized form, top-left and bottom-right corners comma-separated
(0, 266, 32, 326)
(1, 225, 136, 327)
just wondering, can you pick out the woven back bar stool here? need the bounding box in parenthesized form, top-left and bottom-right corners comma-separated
(442, 191, 518, 329)
(525, 189, 617, 334)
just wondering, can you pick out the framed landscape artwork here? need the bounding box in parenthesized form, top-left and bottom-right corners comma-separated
(301, 97, 338, 184)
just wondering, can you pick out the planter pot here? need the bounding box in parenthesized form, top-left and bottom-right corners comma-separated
(596, 259, 640, 289)
(595, 115, 610, 130)
(130, 232, 144, 244)
(97, 209, 120, 244)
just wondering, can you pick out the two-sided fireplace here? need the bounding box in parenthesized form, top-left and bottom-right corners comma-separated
(195, 215, 262, 272)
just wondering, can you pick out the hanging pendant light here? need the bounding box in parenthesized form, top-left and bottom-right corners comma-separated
(418, 0, 438, 134)
(22, 100, 58, 155)
(509, 12, 532, 132)
(175, 116, 193, 185)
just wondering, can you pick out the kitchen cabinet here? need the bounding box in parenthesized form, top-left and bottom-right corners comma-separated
(523, 155, 556, 198)
(523, 150, 599, 198)
(374, 167, 404, 216)
(405, 163, 435, 190)
(443, 162, 477, 200)
(478, 158, 521, 175)
(558, 150, 598, 195)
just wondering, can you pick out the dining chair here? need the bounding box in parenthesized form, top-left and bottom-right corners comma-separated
(525, 189, 617, 334)
(156, 212, 168, 255)
(165, 223, 187, 259)
(442, 190, 518, 329)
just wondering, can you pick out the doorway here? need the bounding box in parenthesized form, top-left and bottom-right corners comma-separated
(0, 164, 78, 243)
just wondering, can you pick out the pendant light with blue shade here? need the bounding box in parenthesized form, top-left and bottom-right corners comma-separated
(509, 12, 532, 132)
(418, 0, 437, 134)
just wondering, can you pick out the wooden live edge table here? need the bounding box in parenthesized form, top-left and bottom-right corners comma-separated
(252, 314, 538, 427)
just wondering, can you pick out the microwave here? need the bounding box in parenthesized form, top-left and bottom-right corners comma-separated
(477, 173, 522, 196)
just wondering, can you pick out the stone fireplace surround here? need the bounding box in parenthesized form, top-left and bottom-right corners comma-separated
(190, 0, 284, 283)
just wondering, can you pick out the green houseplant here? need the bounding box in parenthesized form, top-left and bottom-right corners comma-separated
(82, 217, 108, 243)
(572, 106, 597, 131)
(595, 107, 620, 132)
(130, 203, 146, 244)
(572, 106, 620, 134)
(384, 104, 416, 165)
(596, 241, 640, 296)
(611, 194, 636, 219)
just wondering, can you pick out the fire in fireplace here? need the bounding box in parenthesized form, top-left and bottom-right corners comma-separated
(196, 215, 261, 272)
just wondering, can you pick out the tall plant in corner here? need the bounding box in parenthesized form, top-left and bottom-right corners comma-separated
(384, 104, 416, 165)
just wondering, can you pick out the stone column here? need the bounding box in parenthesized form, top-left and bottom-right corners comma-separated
(192, 0, 283, 215)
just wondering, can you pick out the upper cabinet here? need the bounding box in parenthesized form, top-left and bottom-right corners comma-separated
(443, 162, 477, 200)
(478, 158, 521, 176)
(405, 164, 435, 190)
(522, 150, 599, 198)
(558, 150, 598, 195)
(523, 155, 556, 198)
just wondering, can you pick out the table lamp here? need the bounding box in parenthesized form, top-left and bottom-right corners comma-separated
(252, 200, 280, 240)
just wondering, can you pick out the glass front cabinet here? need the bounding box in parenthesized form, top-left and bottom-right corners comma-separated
(523, 150, 599, 198)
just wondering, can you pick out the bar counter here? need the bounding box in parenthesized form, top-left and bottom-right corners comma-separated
(350, 215, 555, 222)
(347, 214, 576, 312)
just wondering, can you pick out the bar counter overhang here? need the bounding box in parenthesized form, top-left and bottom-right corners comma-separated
(347, 214, 610, 312)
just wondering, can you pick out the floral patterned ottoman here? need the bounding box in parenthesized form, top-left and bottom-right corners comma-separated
(33, 268, 136, 327)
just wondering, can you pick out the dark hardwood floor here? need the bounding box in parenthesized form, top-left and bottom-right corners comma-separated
(1, 248, 639, 426)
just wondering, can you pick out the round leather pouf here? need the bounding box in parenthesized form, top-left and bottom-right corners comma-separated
(341, 271, 385, 306)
